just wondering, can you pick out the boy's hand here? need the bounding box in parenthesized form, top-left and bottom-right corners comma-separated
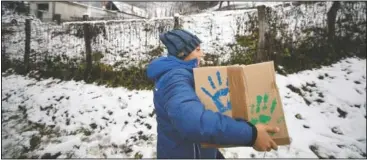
(252, 124, 279, 152)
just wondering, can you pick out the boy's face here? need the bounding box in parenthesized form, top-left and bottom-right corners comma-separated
(184, 46, 204, 66)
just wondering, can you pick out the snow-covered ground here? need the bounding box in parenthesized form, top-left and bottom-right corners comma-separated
(2, 57, 366, 158)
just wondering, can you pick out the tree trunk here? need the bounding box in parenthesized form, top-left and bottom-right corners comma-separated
(327, 1, 341, 43)
(174, 14, 180, 29)
(256, 5, 267, 63)
(24, 19, 31, 73)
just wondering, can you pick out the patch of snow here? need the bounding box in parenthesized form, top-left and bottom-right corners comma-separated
(1, 57, 366, 158)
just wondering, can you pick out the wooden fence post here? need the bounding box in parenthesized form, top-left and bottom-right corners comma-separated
(53, 14, 61, 25)
(174, 13, 180, 29)
(83, 15, 92, 82)
(256, 5, 267, 63)
(24, 18, 31, 73)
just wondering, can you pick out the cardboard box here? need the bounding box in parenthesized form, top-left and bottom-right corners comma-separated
(193, 61, 290, 148)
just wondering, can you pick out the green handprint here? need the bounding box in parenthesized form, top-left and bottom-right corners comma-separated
(249, 93, 284, 136)
(249, 93, 283, 125)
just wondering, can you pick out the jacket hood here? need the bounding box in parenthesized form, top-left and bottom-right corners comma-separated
(146, 55, 198, 81)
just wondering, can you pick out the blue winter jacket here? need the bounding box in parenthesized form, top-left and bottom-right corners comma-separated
(146, 56, 257, 158)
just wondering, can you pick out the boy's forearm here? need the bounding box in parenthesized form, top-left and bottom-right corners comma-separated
(199, 112, 258, 146)
(167, 100, 257, 146)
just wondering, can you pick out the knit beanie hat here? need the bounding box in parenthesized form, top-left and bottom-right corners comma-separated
(159, 29, 202, 59)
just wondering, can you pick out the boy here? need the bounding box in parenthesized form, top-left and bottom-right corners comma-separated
(147, 29, 279, 158)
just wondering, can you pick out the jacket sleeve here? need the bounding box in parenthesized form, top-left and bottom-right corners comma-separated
(162, 69, 258, 146)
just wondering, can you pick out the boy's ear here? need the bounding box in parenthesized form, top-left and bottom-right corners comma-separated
(177, 52, 185, 58)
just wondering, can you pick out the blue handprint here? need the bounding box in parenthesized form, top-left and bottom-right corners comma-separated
(201, 71, 231, 113)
